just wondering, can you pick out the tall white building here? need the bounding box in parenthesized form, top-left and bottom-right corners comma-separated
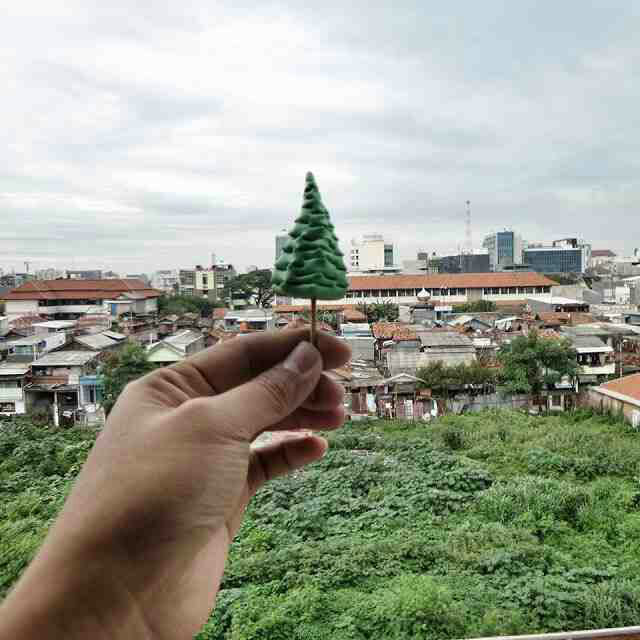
(152, 270, 179, 294)
(482, 230, 525, 271)
(349, 234, 396, 273)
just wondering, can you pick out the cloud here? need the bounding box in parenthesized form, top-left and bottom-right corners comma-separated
(1, 0, 639, 276)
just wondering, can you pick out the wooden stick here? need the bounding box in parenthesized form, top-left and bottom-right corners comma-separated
(310, 297, 317, 347)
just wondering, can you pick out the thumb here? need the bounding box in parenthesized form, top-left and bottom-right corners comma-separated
(213, 341, 323, 439)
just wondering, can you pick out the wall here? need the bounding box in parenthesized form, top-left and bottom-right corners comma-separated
(387, 349, 476, 375)
(446, 392, 530, 414)
(342, 337, 375, 361)
(4, 300, 39, 320)
(585, 389, 640, 426)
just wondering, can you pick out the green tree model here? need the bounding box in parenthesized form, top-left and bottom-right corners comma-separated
(273, 172, 348, 340)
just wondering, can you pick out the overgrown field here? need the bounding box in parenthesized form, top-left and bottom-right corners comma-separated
(3, 412, 640, 639)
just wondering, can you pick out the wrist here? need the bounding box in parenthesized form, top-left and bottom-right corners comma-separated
(0, 543, 153, 640)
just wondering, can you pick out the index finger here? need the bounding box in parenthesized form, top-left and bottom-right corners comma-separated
(173, 328, 351, 395)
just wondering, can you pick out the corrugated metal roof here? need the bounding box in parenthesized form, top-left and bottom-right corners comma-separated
(102, 330, 127, 340)
(418, 332, 474, 348)
(32, 351, 98, 366)
(570, 335, 612, 351)
(164, 330, 203, 348)
(0, 363, 30, 375)
(74, 334, 119, 350)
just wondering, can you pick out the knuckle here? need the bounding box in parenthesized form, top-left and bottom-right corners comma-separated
(255, 368, 296, 415)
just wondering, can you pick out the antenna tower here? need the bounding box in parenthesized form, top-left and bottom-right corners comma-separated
(464, 200, 472, 255)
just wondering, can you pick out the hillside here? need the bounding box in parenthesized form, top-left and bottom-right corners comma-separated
(3, 412, 640, 639)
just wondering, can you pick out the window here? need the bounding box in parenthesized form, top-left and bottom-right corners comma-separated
(551, 395, 562, 407)
(525, 287, 534, 294)
(491, 287, 500, 295)
(500, 288, 509, 294)
(509, 287, 517, 294)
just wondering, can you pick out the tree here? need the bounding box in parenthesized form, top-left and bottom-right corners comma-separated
(416, 361, 497, 395)
(357, 301, 399, 323)
(272, 172, 347, 301)
(225, 269, 274, 308)
(497, 330, 578, 405)
(100, 343, 155, 415)
(453, 300, 497, 313)
(158, 294, 219, 317)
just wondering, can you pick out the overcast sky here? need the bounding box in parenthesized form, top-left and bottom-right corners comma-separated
(1, 1, 639, 275)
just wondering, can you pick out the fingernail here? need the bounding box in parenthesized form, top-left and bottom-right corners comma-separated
(284, 342, 319, 375)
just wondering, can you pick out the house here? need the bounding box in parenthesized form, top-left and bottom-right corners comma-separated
(26, 351, 100, 427)
(2, 278, 161, 321)
(0, 363, 30, 416)
(569, 335, 615, 383)
(386, 331, 476, 376)
(65, 331, 128, 356)
(4, 331, 68, 363)
(527, 297, 590, 314)
(586, 373, 640, 427)
(447, 315, 493, 332)
(223, 309, 274, 331)
(147, 330, 206, 366)
(31, 320, 77, 334)
(374, 373, 438, 421)
(624, 312, 640, 327)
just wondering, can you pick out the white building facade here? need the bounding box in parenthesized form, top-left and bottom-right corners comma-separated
(349, 234, 395, 272)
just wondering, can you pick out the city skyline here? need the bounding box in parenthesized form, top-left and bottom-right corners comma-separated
(1, 1, 639, 274)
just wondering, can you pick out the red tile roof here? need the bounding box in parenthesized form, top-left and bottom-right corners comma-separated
(599, 373, 640, 403)
(342, 309, 367, 322)
(372, 322, 417, 341)
(348, 272, 555, 290)
(274, 303, 357, 313)
(2, 279, 162, 301)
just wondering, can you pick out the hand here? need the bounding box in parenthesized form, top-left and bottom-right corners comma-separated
(0, 329, 350, 640)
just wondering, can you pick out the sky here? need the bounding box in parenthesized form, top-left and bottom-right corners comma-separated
(1, 0, 639, 276)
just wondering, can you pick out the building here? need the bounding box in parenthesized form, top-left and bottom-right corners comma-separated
(349, 234, 395, 272)
(1, 279, 160, 321)
(296, 272, 555, 307)
(570, 335, 615, 381)
(386, 331, 476, 376)
(590, 249, 617, 269)
(0, 363, 29, 416)
(26, 351, 101, 427)
(4, 332, 68, 363)
(152, 270, 179, 294)
(523, 239, 591, 274)
(483, 231, 525, 271)
(527, 297, 590, 314)
(179, 264, 236, 302)
(65, 270, 103, 280)
(65, 331, 128, 356)
(147, 330, 206, 366)
(275, 233, 289, 261)
(35, 268, 64, 280)
(585, 373, 640, 427)
(223, 309, 274, 331)
(439, 253, 491, 274)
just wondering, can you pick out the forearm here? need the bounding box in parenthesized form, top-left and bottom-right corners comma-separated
(0, 545, 154, 640)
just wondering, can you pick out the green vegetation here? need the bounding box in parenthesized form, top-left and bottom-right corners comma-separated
(101, 343, 154, 415)
(226, 269, 274, 308)
(357, 301, 400, 323)
(453, 300, 497, 313)
(498, 331, 578, 401)
(4, 411, 640, 639)
(417, 361, 498, 394)
(158, 294, 222, 317)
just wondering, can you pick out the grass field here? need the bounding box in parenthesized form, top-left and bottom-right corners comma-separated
(2, 411, 640, 639)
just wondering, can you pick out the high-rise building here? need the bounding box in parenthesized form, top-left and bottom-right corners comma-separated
(482, 231, 525, 270)
(65, 269, 103, 280)
(152, 270, 179, 294)
(181, 264, 236, 302)
(523, 239, 591, 274)
(349, 234, 395, 272)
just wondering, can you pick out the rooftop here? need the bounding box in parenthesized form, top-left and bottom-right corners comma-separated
(348, 272, 555, 290)
(372, 322, 418, 341)
(32, 320, 77, 330)
(74, 333, 122, 350)
(2, 279, 162, 301)
(597, 373, 640, 404)
(591, 249, 617, 257)
(6, 334, 48, 347)
(0, 363, 30, 376)
(569, 336, 612, 352)
(32, 351, 98, 367)
(162, 330, 204, 352)
(417, 331, 474, 348)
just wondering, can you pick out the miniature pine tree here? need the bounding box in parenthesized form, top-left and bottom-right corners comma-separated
(273, 172, 348, 300)
(273, 172, 348, 343)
